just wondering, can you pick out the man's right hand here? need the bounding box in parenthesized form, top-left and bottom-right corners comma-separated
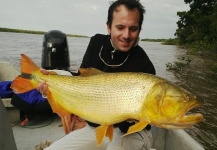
(36, 68, 49, 97)
(40, 68, 50, 75)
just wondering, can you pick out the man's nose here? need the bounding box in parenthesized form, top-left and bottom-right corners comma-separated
(122, 29, 130, 39)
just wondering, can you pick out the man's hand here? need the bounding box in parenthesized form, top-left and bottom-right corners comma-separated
(61, 115, 86, 134)
(36, 69, 49, 98)
(40, 68, 50, 75)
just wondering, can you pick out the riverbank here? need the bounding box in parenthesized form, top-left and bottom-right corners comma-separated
(0, 27, 89, 38)
(170, 53, 217, 149)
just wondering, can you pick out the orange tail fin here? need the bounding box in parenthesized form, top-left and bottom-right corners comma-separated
(11, 54, 40, 93)
(11, 77, 38, 93)
(20, 54, 40, 74)
(11, 54, 72, 118)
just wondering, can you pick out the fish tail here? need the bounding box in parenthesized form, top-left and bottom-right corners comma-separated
(11, 76, 38, 93)
(11, 54, 40, 93)
(20, 54, 40, 74)
(11, 54, 72, 120)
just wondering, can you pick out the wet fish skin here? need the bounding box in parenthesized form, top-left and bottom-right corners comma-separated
(11, 54, 204, 146)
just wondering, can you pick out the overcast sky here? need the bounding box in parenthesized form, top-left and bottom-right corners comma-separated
(0, 0, 189, 39)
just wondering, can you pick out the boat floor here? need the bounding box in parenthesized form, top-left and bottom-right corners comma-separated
(12, 115, 65, 150)
(6, 105, 205, 150)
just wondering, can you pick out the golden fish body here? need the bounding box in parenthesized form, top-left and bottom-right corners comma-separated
(11, 54, 204, 145)
(36, 71, 158, 124)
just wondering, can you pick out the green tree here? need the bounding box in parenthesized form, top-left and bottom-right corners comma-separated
(175, 0, 217, 53)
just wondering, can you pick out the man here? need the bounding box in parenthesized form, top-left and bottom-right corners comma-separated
(42, 0, 155, 149)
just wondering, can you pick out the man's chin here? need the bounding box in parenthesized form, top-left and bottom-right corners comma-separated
(118, 46, 131, 52)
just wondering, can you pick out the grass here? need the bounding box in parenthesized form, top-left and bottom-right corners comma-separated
(166, 56, 191, 72)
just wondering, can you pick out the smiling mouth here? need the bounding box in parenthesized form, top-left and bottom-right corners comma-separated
(120, 41, 131, 47)
(120, 38, 131, 43)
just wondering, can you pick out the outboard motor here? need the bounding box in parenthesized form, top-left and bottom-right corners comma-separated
(41, 30, 70, 70)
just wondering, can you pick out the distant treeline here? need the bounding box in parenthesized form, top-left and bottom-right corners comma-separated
(141, 38, 178, 45)
(0, 27, 45, 34)
(141, 39, 166, 42)
(1, 27, 177, 44)
(0, 27, 89, 38)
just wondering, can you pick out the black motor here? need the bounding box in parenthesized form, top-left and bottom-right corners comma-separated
(41, 30, 70, 70)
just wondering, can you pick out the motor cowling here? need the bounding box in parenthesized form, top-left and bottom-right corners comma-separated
(41, 30, 70, 70)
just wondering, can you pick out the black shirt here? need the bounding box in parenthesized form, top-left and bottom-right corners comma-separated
(80, 34, 156, 132)
(80, 34, 155, 74)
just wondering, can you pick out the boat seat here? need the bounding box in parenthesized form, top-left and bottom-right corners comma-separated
(2, 98, 20, 122)
(0, 97, 17, 150)
(0, 62, 20, 81)
(0, 62, 21, 122)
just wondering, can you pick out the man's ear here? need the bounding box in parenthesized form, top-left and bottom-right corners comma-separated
(107, 24, 111, 34)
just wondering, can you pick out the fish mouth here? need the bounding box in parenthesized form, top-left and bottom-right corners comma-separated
(187, 100, 203, 113)
(175, 101, 204, 128)
(159, 101, 204, 129)
(159, 114, 204, 129)
(184, 101, 203, 118)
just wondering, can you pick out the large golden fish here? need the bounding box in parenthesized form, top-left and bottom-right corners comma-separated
(11, 54, 204, 146)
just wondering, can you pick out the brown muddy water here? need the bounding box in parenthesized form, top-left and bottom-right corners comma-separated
(173, 55, 217, 150)
(0, 32, 216, 149)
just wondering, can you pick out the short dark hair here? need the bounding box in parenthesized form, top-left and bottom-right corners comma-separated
(106, 0, 145, 31)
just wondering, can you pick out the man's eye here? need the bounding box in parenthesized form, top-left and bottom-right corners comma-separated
(130, 27, 138, 31)
(117, 26, 124, 30)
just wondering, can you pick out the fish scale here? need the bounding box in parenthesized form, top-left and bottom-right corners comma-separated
(39, 73, 153, 124)
(11, 54, 204, 146)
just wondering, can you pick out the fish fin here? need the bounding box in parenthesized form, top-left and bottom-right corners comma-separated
(106, 125, 114, 141)
(61, 115, 71, 134)
(46, 90, 71, 116)
(79, 68, 104, 77)
(11, 54, 40, 93)
(20, 54, 40, 74)
(11, 76, 37, 93)
(95, 125, 109, 146)
(122, 121, 149, 137)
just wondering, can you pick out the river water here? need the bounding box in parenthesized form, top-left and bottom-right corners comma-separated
(0, 32, 216, 149)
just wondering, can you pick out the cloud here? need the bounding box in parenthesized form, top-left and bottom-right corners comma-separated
(0, 0, 189, 38)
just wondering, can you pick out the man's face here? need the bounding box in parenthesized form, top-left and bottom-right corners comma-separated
(107, 5, 140, 52)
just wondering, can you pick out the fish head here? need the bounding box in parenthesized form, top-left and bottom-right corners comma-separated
(143, 81, 204, 129)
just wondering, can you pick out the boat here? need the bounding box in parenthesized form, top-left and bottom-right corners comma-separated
(0, 61, 205, 150)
